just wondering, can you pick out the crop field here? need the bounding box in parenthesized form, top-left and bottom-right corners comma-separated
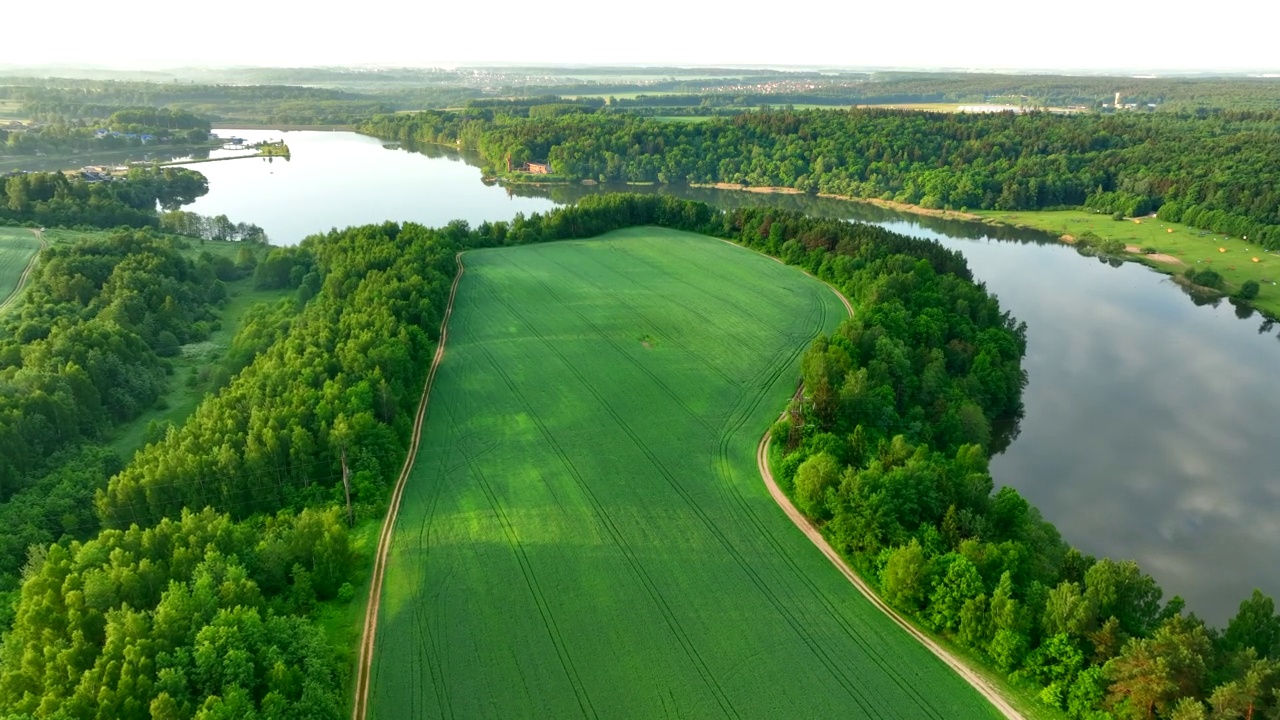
(367, 228, 998, 718)
(0, 228, 42, 313)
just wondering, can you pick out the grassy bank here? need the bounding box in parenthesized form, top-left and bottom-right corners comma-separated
(976, 209, 1280, 318)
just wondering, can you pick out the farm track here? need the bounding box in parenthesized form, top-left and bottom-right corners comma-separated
(757, 277, 1024, 720)
(351, 252, 466, 720)
(0, 229, 46, 314)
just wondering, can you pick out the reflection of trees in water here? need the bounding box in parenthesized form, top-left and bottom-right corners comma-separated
(988, 406, 1025, 457)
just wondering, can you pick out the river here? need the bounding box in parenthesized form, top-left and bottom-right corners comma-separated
(178, 129, 1280, 624)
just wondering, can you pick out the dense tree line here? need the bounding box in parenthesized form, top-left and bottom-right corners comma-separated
(1, 167, 209, 228)
(360, 107, 1280, 248)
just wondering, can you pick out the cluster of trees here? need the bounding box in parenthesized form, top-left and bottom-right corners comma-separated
(0, 507, 353, 719)
(0, 107, 212, 158)
(1, 167, 209, 228)
(160, 210, 269, 244)
(360, 107, 1280, 249)
(0, 166, 207, 226)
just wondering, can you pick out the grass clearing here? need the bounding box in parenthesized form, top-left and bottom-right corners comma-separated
(0, 228, 42, 313)
(367, 228, 999, 718)
(108, 281, 292, 461)
(977, 209, 1280, 317)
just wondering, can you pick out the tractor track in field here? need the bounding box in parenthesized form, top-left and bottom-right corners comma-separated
(352, 252, 466, 720)
(756, 273, 1024, 720)
(0, 229, 46, 315)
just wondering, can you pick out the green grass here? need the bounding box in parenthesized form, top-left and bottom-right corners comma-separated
(976, 209, 1280, 317)
(317, 517, 382, 714)
(367, 227, 1000, 718)
(0, 228, 41, 313)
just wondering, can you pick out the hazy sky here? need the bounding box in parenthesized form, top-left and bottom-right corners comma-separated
(7, 0, 1278, 72)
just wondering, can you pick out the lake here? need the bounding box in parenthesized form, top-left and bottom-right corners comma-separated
(180, 129, 1280, 624)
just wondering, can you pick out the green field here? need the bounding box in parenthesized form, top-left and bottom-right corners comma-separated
(367, 228, 998, 718)
(0, 228, 42, 313)
(978, 209, 1280, 317)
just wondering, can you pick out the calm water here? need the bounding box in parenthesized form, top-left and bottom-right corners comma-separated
(186, 130, 1280, 624)
(176, 130, 556, 244)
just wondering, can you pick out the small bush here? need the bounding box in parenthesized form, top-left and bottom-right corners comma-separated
(337, 582, 355, 602)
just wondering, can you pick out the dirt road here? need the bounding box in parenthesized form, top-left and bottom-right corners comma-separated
(351, 252, 466, 720)
(756, 274, 1025, 720)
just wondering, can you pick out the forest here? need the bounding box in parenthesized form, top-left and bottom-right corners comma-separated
(358, 106, 1280, 249)
(2, 192, 1277, 719)
(1, 167, 210, 228)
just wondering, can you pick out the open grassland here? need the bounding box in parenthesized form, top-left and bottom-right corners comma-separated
(0, 228, 43, 313)
(367, 228, 999, 719)
(978, 209, 1280, 317)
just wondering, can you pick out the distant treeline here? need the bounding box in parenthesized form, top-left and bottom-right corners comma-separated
(360, 107, 1280, 249)
(499, 71, 1280, 112)
(4, 193, 1278, 718)
(0, 79, 396, 125)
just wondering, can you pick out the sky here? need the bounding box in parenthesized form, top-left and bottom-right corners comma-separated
(6, 0, 1279, 72)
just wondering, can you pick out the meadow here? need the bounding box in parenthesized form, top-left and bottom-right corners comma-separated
(0, 228, 42, 313)
(978, 209, 1280, 317)
(366, 228, 1000, 718)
